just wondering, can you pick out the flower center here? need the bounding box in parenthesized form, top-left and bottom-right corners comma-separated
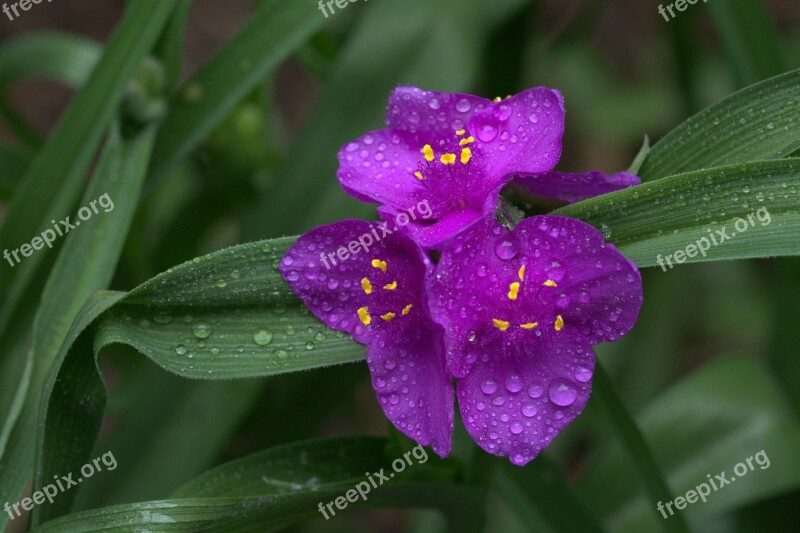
(356, 258, 414, 326)
(491, 263, 564, 332)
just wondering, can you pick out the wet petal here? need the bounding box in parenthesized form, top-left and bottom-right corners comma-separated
(367, 319, 454, 457)
(457, 335, 594, 465)
(279, 220, 429, 344)
(516, 170, 641, 203)
(337, 129, 427, 211)
(468, 88, 565, 182)
(386, 86, 491, 144)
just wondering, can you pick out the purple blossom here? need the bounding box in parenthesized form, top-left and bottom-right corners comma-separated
(279, 220, 454, 457)
(427, 215, 643, 465)
(337, 86, 640, 249)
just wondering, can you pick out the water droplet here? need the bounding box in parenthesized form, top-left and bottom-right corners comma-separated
(494, 239, 518, 260)
(153, 312, 172, 325)
(575, 367, 593, 383)
(548, 379, 577, 406)
(481, 379, 498, 395)
(215, 279, 227, 288)
(456, 99, 472, 112)
(527, 383, 544, 398)
(510, 421, 523, 435)
(192, 323, 211, 339)
(254, 330, 273, 346)
(175, 344, 187, 355)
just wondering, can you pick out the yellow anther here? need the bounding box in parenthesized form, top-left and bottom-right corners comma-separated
(508, 282, 520, 300)
(543, 279, 558, 288)
(555, 315, 564, 331)
(414, 171, 424, 180)
(518, 265, 526, 281)
(402, 304, 413, 315)
(381, 312, 396, 321)
(371, 259, 387, 272)
(440, 153, 457, 165)
(455, 129, 466, 136)
(421, 144, 434, 162)
(493, 319, 510, 331)
(459, 136, 475, 146)
(460, 148, 472, 164)
(493, 96, 503, 103)
(520, 322, 539, 330)
(383, 281, 398, 290)
(358, 307, 372, 326)
(361, 278, 373, 295)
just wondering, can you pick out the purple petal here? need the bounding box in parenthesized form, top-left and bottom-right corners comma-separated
(458, 335, 594, 466)
(368, 319, 454, 457)
(468, 88, 565, 182)
(386, 86, 492, 144)
(337, 130, 427, 211)
(378, 205, 484, 250)
(428, 215, 642, 377)
(279, 220, 430, 344)
(516, 170, 641, 203)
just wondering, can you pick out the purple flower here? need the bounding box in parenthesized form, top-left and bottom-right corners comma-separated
(279, 220, 454, 457)
(427, 215, 643, 465)
(337, 86, 640, 249)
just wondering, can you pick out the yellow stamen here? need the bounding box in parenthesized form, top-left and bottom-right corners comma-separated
(440, 153, 456, 165)
(371, 259, 387, 272)
(358, 307, 371, 326)
(508, 282, 520, 300)
(421, 144, 434, 162)
(555, 315, 564, 331)
(402, 304, 413, 315)
(460, 148, 472, 164)
(361, 278, 373, 295)
(459, 136, 475, 146)
(493, 319, 510, 331)
(383, 281, 398, 290)
(414, 171, 424, 180)
(455, 129, 466, 136)
(521, 322, 539, 330)
(381, 312, 396, 321)
(543, 279, 558, 287)
(493, 96, 502, 103)
(518, 265, 526, 281)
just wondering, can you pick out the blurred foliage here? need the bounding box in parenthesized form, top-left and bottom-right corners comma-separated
(0, 0, 799, 531)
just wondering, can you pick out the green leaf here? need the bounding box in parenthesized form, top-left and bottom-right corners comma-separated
(31, 238, 362, 521)
(148, 0, 327, 181)
(555, 159, 800, 268)
(0, 0, 177, 354)
(0, 32, 101, 146)
(0, 141, 30, 199)
(706, 0, 786, 87)
(0, 124, 156, 531)
(35, 437, 484, 532)
(588, 364, 689, 533)
(579, 357, 800, 532)
(638, 68, 800, 180)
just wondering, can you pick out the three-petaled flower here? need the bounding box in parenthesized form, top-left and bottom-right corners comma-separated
(337, 86, 640, 248)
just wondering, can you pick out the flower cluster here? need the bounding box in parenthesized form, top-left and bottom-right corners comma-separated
(280, 87, 643, 465)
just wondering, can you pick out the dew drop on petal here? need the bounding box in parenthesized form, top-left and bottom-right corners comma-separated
(548, 379, 578, 407)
